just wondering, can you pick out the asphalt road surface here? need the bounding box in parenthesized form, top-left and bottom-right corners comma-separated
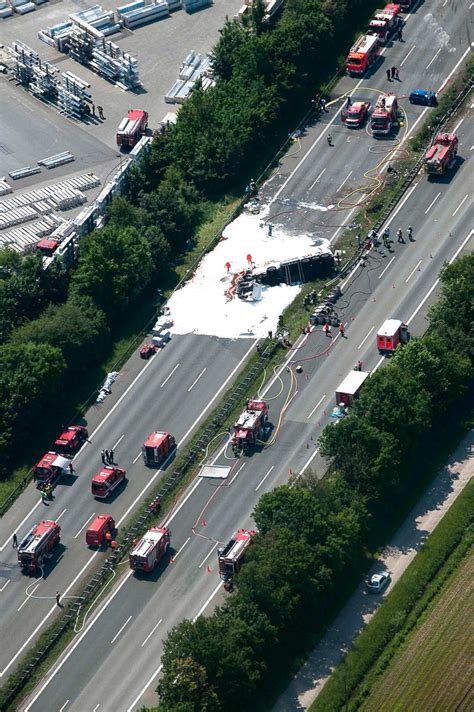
(20, 99, 473, 712)
(1, 0, 471, 706)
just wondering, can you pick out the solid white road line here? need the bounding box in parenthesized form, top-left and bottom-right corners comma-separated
(405, 259, 422, 283)
(173, 537, 191, 561)
(329, 196, 366, 245)
(424, 192, 441, 214)
(336, 170, 352, 193)
(193, 581, 224, 621)
(110, 615, 132, 645)
(188, 368, 207, 392)
(160, 363, 180, 388)
(452, 194, 469, 217)
(58, 700, 69, 712)
(140, 618, 163, 648)
(358, 326, 375, 350)
(74, 513, 96, 539)
(164, 478, 203, 528)
(256, 466, 275, 492)
(307, 394, 327, 420)
(56, 508, 67, 522)
(17, 583, 39, 612)
(300, 447, 320, 476)
(379, 256, 396, 280)
(400, 45, 416, 67)
(452, 117, 464, 134)
(426, 47, 442, 70)
(309, 167, 327, 191)
(0, 499, 42, 552)
(383, 184, 418, 229)
(438, 48, 472, 94)
(0, 580, 10, 592)
(198, 543, 218, 569)
(112, 434, 125, 451)
(92, 705, 101, 712)
(228, 462, 246, 486)
(132, 451, 142, 464)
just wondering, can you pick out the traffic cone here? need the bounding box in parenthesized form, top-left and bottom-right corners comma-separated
(202, 519, 206, 527)
(169, 557, 174, 564)
(207, 566, 212, 573)
(289, 468, 293, 475)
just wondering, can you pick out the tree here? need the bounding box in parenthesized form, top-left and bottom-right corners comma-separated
(210, 20, 249, 81)
(157, 658, 219, 712)
(253, 485, 330, 544)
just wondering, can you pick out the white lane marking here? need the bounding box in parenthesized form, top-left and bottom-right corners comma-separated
(228, 462, 246, 486)
(358, 326, 375, 350)
(0, 580, 10, 592)
(438, 47, 471, 94)
(407, 230, 473, 325)
(309, 167, 327, 190)
(198, 543, 218, 569)
(0, 499, 42, 552)
(92, 705, 101, 712)
(340, 260, 361, 290)
(188, 368, 207, 392)
(372, 356, 385, 373)
(132, 451, 141, 464)
(110, 615, 132, 644)
(74, 513, 96, 539)
(405, 259, 422, 283)
(59, 701, 69, 712)
(140, 618, 163, 648)
(400, 45, 416, 67)
(56, 508, 67, 522)
(330, 195, 366, 245)
(379, 256, 396, 280)
(452, 117, 464, 134)
(424, 192, 441, 214)
(336, 170, 352, 193)
(452, 194, 469, 217)
(127, 665, 163, 712)
(17, 583, 40, 612)
(112, 434, 125, 451)
(194, 581, 224, 621)
(164, 478, 203, 528)
(255, 466, 275, 492)
(300, 447, 320, 476)
(307, 394, 327, 420)
(160, 363, 180, 388)
(442, 0, 447, 6)
(23, 569, 134, 709)
(426, 47, 442, 70)
(173, 537, 190, 561)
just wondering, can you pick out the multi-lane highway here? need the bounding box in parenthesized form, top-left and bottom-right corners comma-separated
(0, 0, 471, 708)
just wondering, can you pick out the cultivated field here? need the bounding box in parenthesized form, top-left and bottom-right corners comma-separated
(361, 546, 474, 712)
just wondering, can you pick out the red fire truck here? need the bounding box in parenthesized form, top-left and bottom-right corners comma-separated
(129, 526, 170, 572)
(371, 93, 398, 135)
(91, 466, 126, 499)
(54, 425, 88, 454)
(346, 34, 379, 76)
(232, 400, 269, 456)
(18, 520, 61, 574)
(116, 109, 148, 149)
(142, 431, 176, 466)
(423, 133, 458, 175)
(376, 319, 410, 354)
(343, 101, 370, 128)
(218, 529, 256, 585)
(368, 4, 401, 44)
(335, 370, 370, 408)
(33, 452, 72, 488)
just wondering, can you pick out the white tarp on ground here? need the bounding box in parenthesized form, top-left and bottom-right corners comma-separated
(167, 212, 330, 339)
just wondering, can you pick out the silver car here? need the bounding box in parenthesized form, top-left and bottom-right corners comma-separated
(366, 571, 391, 593)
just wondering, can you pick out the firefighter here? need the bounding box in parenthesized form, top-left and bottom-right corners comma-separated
(12, 534, 18, 548)
(407, 226, 413, 241)
(101, 449, 106, 464)
(45, 483, 54, 500)
(105, 531, 113, 548)
(68, 462, 74, 475)
(346, 96, 352, 108)
(338, 322, 346, 338)
(327, 133, 333, 146)
(111, 539, 118, 551)
(397, 228, 404, 243)
(56, 592, 61, 607)
(41, 489, 48, 504)
(355, 360, 363, 371)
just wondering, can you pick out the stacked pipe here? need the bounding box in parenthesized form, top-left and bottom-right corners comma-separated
(182, 0, 210, 13)
(117, 0, 169, 28)
(57, 71, 92, 119)
(38, 152, 75, 169)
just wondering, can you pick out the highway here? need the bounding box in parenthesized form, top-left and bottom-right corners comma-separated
(0, 0, 471, 706)
(21, 84, 473, 712)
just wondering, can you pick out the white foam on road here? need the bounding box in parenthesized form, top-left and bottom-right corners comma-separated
(167, 211, 330, 339)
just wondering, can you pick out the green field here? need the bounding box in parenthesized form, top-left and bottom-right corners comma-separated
(360, 548, 474, 712)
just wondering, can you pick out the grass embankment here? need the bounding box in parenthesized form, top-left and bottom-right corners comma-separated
(310, 478, 474, 712)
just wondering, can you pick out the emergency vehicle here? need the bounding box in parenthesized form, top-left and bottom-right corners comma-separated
(33, 452, 72, 488)
(335, 370, 370, 408)
(54, 425, 88, 453)
(343, 101, 370, 128)
(142, 431, 176, 466)
(129, 526, 170, 572)
(423, 133, 458, 175)
(18, 520, 61, 574)
(218, 529, 256, 584)
(376, 319, 410, 354)
(345, 34, 379, 76)
(368, 4, 401, 44)
(231, 400, 269, 455)
(37, 238, 60, 257)
(91, 466, 126, 499)
(370, 93, 398, 135)
(86, 514, 115, 547)
(116, 109, 148, 149)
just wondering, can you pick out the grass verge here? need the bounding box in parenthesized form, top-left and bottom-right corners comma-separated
(310, 478, 474, 712)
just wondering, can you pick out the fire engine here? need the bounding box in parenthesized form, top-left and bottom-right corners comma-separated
(91, 466, 126, 498)
(33, 452, 72, 487)
(37, 238, 60, 257)
(129, 526, 170, 572)
(54, 425, 88, 454)
(231, 400, 269, 456)
(343, 101, 370, 128)
(18, 520, 61, 574)
(335, 370, 370, 408)
(142, 431, 176, 466)
(116, 109, 148, 149)
(218, 529, 256, 585)
(370, 93, 398, 135)
(345, 34, 379, 76)
(423, 133, 458, 175)
(368, 4, 401, 44)
(377, 319, 410, 354)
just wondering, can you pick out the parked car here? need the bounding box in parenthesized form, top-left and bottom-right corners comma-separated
(409, 89, 437, 106)
(366, 571, 391, 593)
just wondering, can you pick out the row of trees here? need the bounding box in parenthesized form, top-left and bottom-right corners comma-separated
(150, 255, 474, 711)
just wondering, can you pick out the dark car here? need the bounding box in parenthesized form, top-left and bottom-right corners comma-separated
(409, 90, 438, 107)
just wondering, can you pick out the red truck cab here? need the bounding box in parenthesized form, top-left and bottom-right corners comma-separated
(86, 514, 115, 547)
(54, 425, 88, 454)
(129, 527, 170, 572)
(346, 34, 379, 76)
(91, 466, 126, 499)
(116, 109, 148, 149)
(33, 452, 72, 488)
(18, 520, 61, 574)
(142, 431, 176, 466)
